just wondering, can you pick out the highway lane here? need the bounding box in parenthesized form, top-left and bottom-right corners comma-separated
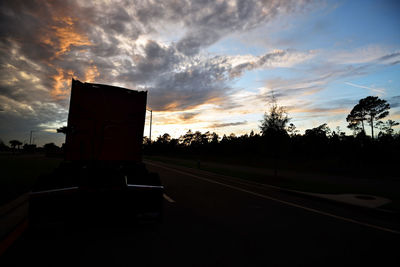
(1, 161, 399, 266)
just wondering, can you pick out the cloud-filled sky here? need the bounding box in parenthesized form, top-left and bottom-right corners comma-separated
(0, 0, 399, 146)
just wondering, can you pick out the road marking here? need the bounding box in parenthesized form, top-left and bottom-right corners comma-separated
(30, 186, 79, 196)
(163, 194, 176, 203)
(147, 161, 400, 235)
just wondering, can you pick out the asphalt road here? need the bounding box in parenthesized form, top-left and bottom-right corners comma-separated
(1, 160, 399, 266)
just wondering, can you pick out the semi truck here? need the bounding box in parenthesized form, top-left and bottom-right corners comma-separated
(29, 79, 163, 227)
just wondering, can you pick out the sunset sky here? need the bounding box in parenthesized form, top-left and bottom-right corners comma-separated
(0, 0, 399, 146)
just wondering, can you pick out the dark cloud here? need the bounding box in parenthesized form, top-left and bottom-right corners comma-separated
(173, 0, 311, 55)
(0, 97, 68, 144)
(210, 120, 248, 128)
(147, 58, 230, 111)
(180, 112, 200, 121)
(118, 40, 182, 84)
(176, 29, 220, 56)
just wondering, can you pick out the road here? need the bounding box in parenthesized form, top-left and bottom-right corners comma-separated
(1, 160, 399, 266)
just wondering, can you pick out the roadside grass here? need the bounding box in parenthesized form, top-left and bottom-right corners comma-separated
(0, 153, 62, 205)
(145, 155, 400, 212)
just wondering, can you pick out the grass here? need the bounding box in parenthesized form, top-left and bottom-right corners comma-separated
(145, 155, 400, 212)
(0, 153, 62, 205)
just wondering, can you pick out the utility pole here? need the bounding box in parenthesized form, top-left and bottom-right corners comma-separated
(29, 130, 35, 145)
(146, 108, 152, 141)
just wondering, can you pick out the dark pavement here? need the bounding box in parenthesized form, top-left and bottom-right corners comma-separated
(1, 161, 399, 266)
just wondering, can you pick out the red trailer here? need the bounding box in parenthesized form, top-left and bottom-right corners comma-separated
(65, 79, 147, 162)
(29, 79, 163, 227)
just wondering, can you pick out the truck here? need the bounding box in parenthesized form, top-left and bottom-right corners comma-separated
(29, 79, 163, 227)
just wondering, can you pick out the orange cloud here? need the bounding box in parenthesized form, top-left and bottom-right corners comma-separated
(41, 16, 91, 58)
(84, 65, 99, 83)
(51, 68, 75, 99)
(50, 65, 99, 99)
(163, 101, 180, 110)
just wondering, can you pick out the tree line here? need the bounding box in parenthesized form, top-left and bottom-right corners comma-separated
(144, 96, 399, 177)
(0, 140, 62, 155)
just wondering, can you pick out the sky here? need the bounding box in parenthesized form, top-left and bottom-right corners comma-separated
(0, 0, 399, 146)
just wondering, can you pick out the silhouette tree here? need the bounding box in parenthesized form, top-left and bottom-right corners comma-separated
(376, 119, 399, 136)
(260, 100, 290, 177)
(43, 142, 58, 152)
(143, 136, 151, 145)
(287, 123, 299, 137)
(180, 130, 194, 146)
(335, 126, 345, 137)
(43, 142, 59, 150)
(9, 140, 22, 150)
(347, 96, 390, 138)
(346, 103, 366, 134)
(56, 126, 68, 134)
(191, 131, 207, 146)
(260, 102, 289, 136)
(305, 123, 331, 139)
(361, 96, 390, 139)
(385, 120, 399, 135)
(156, 133, 171, 144)
(23, 143, 36, 152)
(210, 132, 219, 144)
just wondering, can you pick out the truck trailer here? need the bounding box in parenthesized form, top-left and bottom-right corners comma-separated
(29, 79, 163, 227)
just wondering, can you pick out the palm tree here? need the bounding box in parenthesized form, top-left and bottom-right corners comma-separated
(9, 140, 22, 150)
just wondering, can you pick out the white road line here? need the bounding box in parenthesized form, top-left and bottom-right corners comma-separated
(30, 186, 79, 196)
(163, 194, 176, 203)
(147, 161, 400, 235)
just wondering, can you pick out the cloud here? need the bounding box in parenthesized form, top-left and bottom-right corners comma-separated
(378, 52, 400, 63)
(328, 46, 400, 65)
(209, 120, 248, 128)
(0, 0, 327, 144)
(254, 48, 397, 108)
(389, 95, 400, 108)
(0, 94, 68, 142)
(116, 40, 313, 111)
(229, 49, 315, 78)
(180, 112, 200, 121)
(171, 0, 313, 55)
(289, 106, 348, 115)
(259, 74, 330, 101)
